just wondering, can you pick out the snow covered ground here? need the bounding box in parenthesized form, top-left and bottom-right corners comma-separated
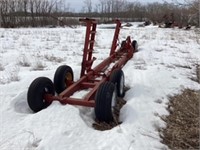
(0, 23, 200, 150)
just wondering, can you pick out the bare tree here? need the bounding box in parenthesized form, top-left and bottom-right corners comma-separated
(112, 0, 127, 13)
(99, 0, 105, 13)
(64, 3, 71, 12)
(83, 0, 92, 13)
(171, 0, 200, 26)
(0, 0, 9, 27)
(0, 0, 198, 28)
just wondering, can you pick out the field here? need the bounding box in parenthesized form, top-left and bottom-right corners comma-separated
(0, 23, 200, 149)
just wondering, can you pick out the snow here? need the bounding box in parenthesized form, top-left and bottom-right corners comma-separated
(0, 24, 200, 150)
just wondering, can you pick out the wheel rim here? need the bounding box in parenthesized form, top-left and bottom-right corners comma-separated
(43, 86, 51, 103)
(111, 88, 117, 110)
(135, 43, 138, 50)
(64, 72, 73, 87)
(43, 87, 48, 102)
(119, 74, 124, 95)
(44, 87, 49, 92)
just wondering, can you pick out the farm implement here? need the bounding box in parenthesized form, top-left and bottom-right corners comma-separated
(27, 18, 138, 123)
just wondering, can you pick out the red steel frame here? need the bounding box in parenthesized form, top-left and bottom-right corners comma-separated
(44, 18, 135, 107)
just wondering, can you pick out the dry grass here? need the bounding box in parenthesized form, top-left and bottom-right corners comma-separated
(160, 89, 200, 150)
(44, 54, 63, 63)
(31, 61, 46, 71)
(0, 66, 20, 84)
(191, 65, 200, 84)
(18, 55, 31, 67)
(196, 65, 200, 83)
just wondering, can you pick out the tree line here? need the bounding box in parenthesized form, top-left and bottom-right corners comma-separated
(0, 0, 67, 27)
(0, 0, 199, 28)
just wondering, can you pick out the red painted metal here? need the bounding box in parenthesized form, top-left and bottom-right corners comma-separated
(80, 18, 97, 77)
(44, 18, 135, 107)
(110, 19, 121, 56)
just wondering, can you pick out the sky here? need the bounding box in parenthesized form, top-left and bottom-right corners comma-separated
(63, 0, 184, 12)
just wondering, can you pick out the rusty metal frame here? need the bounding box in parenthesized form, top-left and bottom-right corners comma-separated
(44, 18, 135, 107)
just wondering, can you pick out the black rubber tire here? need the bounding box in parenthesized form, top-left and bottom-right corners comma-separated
(27, 77, 55, 112)
(110, 69, 125, 97)
(132, 40, 138, 52)
(53, 65, 74, 94)
(95, 82, 117, 123)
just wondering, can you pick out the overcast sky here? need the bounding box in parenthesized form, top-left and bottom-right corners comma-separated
(63, 0, 184, 12)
